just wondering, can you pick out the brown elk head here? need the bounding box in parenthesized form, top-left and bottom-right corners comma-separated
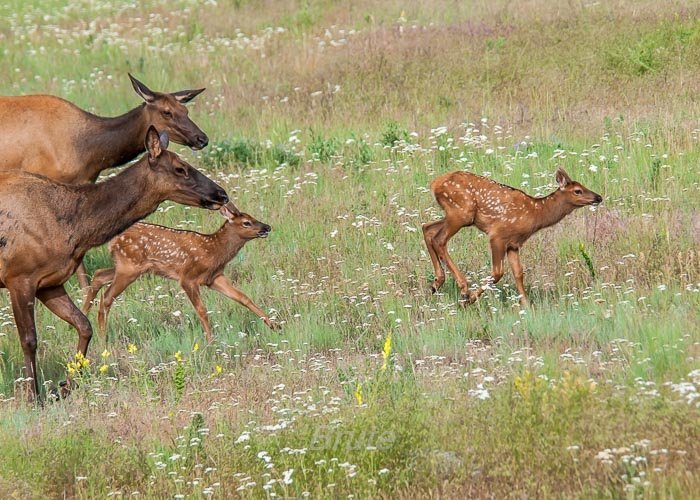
(145, 126, 228, 209)
(220, 203, 272, 239)
(555, 167, 603, 206)
(129, 74, 209, 150)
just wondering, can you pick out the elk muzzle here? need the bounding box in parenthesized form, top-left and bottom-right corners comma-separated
(258, 224, 272, 238)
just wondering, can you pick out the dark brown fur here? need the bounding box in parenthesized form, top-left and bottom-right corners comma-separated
(422, 167, 602, 305)
(0, 127, 228, 400)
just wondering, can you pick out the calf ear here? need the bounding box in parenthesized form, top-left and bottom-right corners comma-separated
(219, 202, 241, 221)
(129, 73, 155, 103)
(172, 88, 206, 103)
(555, 167, 572, 188)
(145, 126, 162, 164)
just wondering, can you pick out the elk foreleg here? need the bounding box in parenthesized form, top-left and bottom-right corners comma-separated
(38, 285, 93, 355)
(209, 275, 280, 330)
(507, 248, 529, 306)
(468, 239, 506, 304)
(98, 270, 140, 341)
(9, 283, 39, 400)
(82, 268, 115, 314)
(181, 282, 213, 341)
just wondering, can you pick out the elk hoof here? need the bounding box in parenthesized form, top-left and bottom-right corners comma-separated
(265, 318, 282, 331)
(459, 291, 479, 306)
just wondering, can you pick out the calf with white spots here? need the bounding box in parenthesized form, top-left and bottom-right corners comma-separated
(423, 167, 602, 305)
(83, 203, 279, 340)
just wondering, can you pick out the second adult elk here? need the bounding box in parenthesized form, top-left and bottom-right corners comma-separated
(0, 126, 228, 400)
(0, 74, 209, 288)
(422, 167, 602, 305)
(83, 204, 279, 340)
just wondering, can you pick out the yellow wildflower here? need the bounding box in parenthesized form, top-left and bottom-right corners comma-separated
(174, 351, 183, 363)
(192, 342, 199, 353)
(101, 349, 110, 359)
(127, 343, 138, 354)
(215, 365, 223, 375)
(99, 364, 109, 374)
(381, 332, 392, 371)
(354, 383, 363, 406)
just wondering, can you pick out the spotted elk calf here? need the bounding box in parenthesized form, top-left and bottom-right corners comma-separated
(83, 204, 279, 341)
(422, 167, 602, 305)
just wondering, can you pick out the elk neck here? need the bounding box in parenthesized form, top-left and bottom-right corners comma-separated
(73, 161, 163, 253)
(529, 189, 578, 232)
(79, 104, 150, 182)
(208, 222, 250, 267)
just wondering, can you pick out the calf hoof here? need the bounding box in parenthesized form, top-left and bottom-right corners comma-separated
(263, 317, 282, 331)
(459, 291, 479, 306)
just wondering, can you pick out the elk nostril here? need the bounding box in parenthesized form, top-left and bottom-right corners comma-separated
(216, 190, 229, 204)
(264, 225, 272, 233)
(196, 135, 208, 148)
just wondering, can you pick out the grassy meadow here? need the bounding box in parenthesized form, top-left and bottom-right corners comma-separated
(1, 0, 700, 497)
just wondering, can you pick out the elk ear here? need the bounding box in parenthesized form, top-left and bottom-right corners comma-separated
(219, 202, 241, 221)
(555, 167, 572, 189)
(171, 87, 206, 103)
(129, 73, 155, 103)
(159, 131, 169, 151)
(145, 126, 162, 164)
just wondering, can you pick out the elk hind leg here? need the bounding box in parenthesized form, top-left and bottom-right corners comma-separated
(9, 283, 40, 400)
(469, 239, 506, 304)
(507, 249, 529, 306)
(433, 220, 471, 300)
(422, 219, 446, 293)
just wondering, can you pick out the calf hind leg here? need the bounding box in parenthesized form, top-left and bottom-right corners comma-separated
(432, 221, 471, 301)
(422, 220, 446, 293)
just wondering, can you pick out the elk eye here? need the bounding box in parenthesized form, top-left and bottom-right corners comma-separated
(174, 166, 188, 177)
(162, 110, 173, 118)
(574, 189, 583, 195)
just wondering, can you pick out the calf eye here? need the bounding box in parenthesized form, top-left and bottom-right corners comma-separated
(243, 221, 252, 227)
(574, 189, 583, 195)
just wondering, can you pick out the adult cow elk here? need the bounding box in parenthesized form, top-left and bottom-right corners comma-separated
(0, 74, 209, 288)
(422, 167, 602, 306)
(0, 126, 228, 400)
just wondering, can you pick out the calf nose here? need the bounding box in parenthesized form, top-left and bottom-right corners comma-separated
(263, 224, 272, 233)
(595, 194, 603, 204)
